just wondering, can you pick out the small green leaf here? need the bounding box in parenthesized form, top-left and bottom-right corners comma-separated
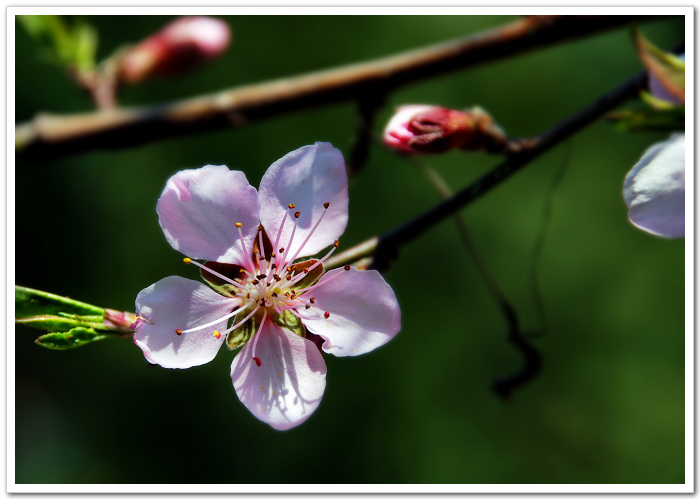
(16, 285, 105, 319)
(35, 327, 110, 350)
(15, 314, 105, 333)
(607, 106, 685, 132)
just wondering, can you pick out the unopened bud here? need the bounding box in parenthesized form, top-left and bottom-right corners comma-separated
(383, 105, 507, 155)
(104, 309, 138, 332)
(120, 16, 231, 84)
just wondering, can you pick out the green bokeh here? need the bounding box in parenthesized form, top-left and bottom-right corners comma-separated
(15, 15, 685, 485)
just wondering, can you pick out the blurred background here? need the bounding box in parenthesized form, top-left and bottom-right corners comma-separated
(14, 15, 685, 484)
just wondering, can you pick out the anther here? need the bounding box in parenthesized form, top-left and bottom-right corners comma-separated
(253, 357, 262, 367)
(279, 248, 285, 253)
(324, 311, 330, 319)
(252, 280, 259, 285)
(183, 258, 191, 264)
(286, 275, 292, 280)
(246, 293, 251, 299)
(334, 240, 340, 248)
(273, 274, 281, 281)
(303, 268, 309, 274)
(288, 204, 295, 209)
(271, 293, 278, 297)
(310, 297, 315, 303)
(175, 329, 182, 335)
(257, 274, 267, 280)
(305, 304, 311, 309)
(294, 211, 300, 219)
(344, 265, 351, 271)
(213, 330, 221, 339)
(324, 202, 330, 209)
(235, 222, 242, 228)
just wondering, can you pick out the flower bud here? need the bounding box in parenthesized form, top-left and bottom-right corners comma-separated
(119, 16, 231, 84)
(383, 105, 506, 155)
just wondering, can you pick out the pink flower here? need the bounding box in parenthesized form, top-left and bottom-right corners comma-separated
(383, 105, 506, 154)
(120, 16, 231, 84)
(623, 134, 685, 238)
(133, 143, 401, 430)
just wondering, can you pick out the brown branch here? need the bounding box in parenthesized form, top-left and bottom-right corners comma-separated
(16, 15, 659, 160)
(324, 68, 649, 273)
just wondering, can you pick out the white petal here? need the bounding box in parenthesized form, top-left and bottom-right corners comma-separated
(231, 322, 327, 430)
(624, 134, 685, 238)
(134, 276, 235, 369)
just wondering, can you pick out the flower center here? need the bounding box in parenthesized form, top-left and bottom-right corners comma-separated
(174, 202, 350, 365)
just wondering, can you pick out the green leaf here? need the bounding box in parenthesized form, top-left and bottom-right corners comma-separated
(606, 106, 685, 132)
(16, 285, 105, 319)
(35, 327, 111, 350)
(17, 15, 98, 72)
(15, 314, 105, 333)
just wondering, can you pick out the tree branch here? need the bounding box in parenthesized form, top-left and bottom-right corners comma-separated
(324, 68, 649, 272)
(16, 15, 658, 160)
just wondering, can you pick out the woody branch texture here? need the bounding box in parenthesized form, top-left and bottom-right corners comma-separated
(16, 15, 657, 160)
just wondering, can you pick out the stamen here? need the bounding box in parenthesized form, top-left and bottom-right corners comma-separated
(344, 265, 351, 270)
(310, 298, 315, 303)
(183, 258, 192, 265)
(236, 222, 256, 274)
(287, 201, 333, 263)
(257, 228, 268, 275)
(288, 204, 295, 209)
(250, 310, 268, 365)
(324, 202, 330, 209)
(178, 303, 251, 334)
(213, 330, 221, 339)
(324, 311, 330, 319)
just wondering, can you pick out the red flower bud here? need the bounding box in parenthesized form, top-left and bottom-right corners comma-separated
(383, 105, 506, 155)
(120, 16, 231, 84)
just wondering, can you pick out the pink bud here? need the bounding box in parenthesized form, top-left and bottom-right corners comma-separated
(383, 105, 506, 155)
(120, 16, 231, 84)
(103, 309, 138, 332)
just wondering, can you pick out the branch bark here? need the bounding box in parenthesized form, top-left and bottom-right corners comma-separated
(17, 15, 658, 160)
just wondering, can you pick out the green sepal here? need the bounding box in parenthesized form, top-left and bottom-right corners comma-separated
(226, 315, 256, 350)
(272, 309, 305, 338)
(286, 259, 324, 290)
(606, 106, 685, 132)
(16, 285, 105, 319)
(35, 327, 111, 350)
(634, 28, 684, 103)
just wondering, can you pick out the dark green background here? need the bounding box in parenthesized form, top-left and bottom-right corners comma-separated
(15, 15, 686, 484)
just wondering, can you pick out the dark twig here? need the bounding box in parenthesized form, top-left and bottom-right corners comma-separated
(16, 15, 659, 160)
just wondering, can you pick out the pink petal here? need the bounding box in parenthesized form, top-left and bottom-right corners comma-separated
(296, 267, 401, 357)
(624, 133, 685, 238)
(134, 276, 235, 368)
(231, 321, 326, 430)
(157, 165, 260, 264)
(258, 143, 348, 260)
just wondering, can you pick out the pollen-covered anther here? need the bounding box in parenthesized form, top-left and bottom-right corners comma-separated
(305, 304, 311, 309)
(344, 265, 351, 271)
(235, 222, 242, 228)
(310, 297, 315, 303)
(303, 268, 309, 274)
(288, 203, 295, 209)
(183, 258, 192, 264)
(257, 274, 267, 280)
(279, 247, 285, 253)
(294, 211, 301, 219)
(252, 280, 259, 285)
(271, 292, 278, 297)
(324, 311, 330, 319)
(286, 275, 292, 280)
(334, 240, 340, 248)
(213, 330, 221, 339)
(273, 274, 281, 281)
(175, 329, 182, 335)
(324, 202, 330, 209)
